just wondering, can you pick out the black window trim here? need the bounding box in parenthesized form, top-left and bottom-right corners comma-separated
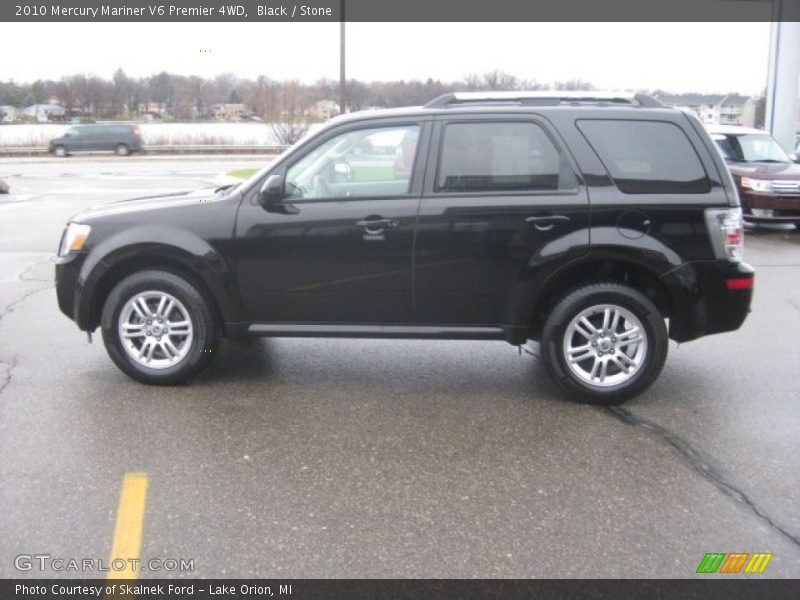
(428, 117, 582, 199)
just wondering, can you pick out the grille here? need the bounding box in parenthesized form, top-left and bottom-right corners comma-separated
(771, 180, 800, 194)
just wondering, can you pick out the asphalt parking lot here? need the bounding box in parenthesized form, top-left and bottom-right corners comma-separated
(0, 156, 798, 578)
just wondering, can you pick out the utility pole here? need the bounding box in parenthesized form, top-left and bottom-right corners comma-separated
(339, 0, 346, 114)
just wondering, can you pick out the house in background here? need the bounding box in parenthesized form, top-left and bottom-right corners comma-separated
(0, 105, 21, 122)
(656, 93, 758, 127)
(305, 99, 340, 121)
(718, 94, 757, 126)
(137, 102, 170, 120)
(22, 103, 66, 122)
(212, 103, 246, 121)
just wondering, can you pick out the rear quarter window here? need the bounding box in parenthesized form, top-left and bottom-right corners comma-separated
(577, 119, 711, 194)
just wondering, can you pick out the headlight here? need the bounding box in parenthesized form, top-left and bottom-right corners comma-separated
(58, 223, 91, 256)
(740, 177, 772, 193)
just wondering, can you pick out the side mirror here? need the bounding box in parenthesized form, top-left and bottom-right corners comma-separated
(258, 174, 285, 207)
(790, 153, 800, 164)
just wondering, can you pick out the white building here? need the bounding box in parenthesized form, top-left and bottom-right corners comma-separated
(305, 99, 340, 121)
(22, 103, 66, 123)
(656, 93, 758, 127)
(0, 105, 21, 122)
(212, 103, 247, 121)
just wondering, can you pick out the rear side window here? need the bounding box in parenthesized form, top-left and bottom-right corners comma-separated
(436, 121, 575, 193)
(577, 120, 710, 194)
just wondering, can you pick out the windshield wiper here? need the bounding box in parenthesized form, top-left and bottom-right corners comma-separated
(214, 183, 240, 194)
(752, 159, 788, 164)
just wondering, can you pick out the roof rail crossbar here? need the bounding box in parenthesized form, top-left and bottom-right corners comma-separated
(424, 91, 664, 109)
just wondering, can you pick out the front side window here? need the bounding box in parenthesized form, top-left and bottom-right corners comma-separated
(436, 122, 572, 193)
(284, 124, 420, 201)
(578, 119, 711, 194)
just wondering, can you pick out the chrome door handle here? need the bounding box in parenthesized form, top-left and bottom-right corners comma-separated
(356, 219, 399, 229)
(525, 215, 571, 231)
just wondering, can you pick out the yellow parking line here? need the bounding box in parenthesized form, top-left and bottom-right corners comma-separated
(108, 472, 148, 580)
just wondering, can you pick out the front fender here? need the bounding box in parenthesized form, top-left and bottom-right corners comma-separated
(76, 225, 242, 330)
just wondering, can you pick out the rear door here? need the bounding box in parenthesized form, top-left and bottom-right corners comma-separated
(414, 115, 590, 325)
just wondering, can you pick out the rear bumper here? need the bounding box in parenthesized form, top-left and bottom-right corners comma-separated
(664, 260, 754, 343)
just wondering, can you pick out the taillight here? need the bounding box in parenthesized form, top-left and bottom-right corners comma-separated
(132, 126, 141, 136)
(705, 207, 743, 262)
(726, 277, 753, 290)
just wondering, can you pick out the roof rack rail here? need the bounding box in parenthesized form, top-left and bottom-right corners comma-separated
(424, 91, 664, 109)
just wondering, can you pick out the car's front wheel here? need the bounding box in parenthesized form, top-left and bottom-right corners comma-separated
(101, 270, 219, 384)
(540, 283, 668, 404)
(54, 145, 67, 157)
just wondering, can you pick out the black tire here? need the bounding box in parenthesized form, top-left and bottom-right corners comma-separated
(540, 283, 668, 405)
(54, 145, 68, 157)
(101, 270, 219, 385)
(115, 144, 130, 156)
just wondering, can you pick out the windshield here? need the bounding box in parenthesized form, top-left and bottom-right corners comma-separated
(712, 133, 791, 163)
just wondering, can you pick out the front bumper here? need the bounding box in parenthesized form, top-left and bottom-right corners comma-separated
(55, 252, 87, 328)
(665, 260, 754, 343)
(741, 191, 800, 223)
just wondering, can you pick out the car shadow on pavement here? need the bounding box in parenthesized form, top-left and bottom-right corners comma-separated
(196, 337, 277, 383)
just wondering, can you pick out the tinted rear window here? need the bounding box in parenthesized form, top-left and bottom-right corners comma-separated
(577, 120, 710, 194)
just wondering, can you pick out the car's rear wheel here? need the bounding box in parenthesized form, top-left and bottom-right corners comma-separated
(54, 145, 67, 157)
(101, 270, 219, 384)
(116, 143, 130, 156)
(540, 283, 668, 404)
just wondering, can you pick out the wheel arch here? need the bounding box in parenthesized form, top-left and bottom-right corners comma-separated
(519, 255, 678, 343)
(77, 229, 242, 334)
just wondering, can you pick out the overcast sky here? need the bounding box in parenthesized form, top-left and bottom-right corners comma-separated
(0, 22, 772, 94)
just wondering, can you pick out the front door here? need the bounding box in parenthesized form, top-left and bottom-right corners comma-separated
(235, 121, 429, 324)
(414, 117, 590, 326)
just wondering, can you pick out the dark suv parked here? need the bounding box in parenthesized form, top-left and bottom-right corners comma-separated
(708, 126, 800, 227)
(49, 124, 143, 157)
(55, 92, 754, 403)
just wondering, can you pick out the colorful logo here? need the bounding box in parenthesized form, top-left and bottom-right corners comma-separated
(696, 552, 772, 574)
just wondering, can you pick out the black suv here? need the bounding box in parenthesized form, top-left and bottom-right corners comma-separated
(55, 92, 754, 403)
(49, 124, 144, 157)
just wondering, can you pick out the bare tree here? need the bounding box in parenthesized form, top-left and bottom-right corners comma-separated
(271, 80, 309, 145)
(55, 77, 77, 116)
(481, 70, 519, 90)
(248, 75, 277, 120)
(112, 68, 137, 118)
(149, 71, 176, 117)
(553, 79, 595, 91)
(345, 79, 369, 111)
